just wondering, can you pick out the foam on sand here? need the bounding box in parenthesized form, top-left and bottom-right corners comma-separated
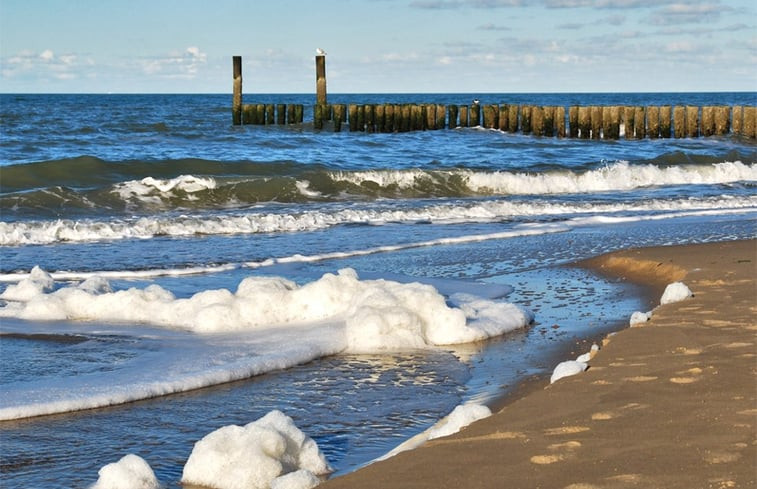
(550, 360, 589, 384)
(377, 402, 492, 461)
(90, 454, 160, 489)
(181, 410, 331, 489)
(660, 281, 693, 305)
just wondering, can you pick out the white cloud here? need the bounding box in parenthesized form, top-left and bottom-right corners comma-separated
(39, 49, 54, 61)
(138, 46, 208, 79)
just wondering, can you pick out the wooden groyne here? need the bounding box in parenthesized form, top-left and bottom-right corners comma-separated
(235, 102, 756, 139)
(231, 56, 755, 138)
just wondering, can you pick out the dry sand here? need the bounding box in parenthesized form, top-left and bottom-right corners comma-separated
(322, 239, 756, 489)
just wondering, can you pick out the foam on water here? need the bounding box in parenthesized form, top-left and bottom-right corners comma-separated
(181, 410, 331, 489)
(91, 454, 160, 489)
(0, 268, 532, 419)
(1, 194, 754, 246)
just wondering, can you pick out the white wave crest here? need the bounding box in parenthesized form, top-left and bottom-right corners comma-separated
(111, 175, 217, 202)
(331, 161, 757, 195)
(2, 195, 754, 246)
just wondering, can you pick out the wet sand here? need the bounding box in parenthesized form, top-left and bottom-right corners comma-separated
(322, 239, 756, 489)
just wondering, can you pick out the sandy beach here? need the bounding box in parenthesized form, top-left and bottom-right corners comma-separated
(322, 239, 756, 489)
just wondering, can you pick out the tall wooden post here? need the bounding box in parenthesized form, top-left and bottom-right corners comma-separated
(232, 56, 242, 125)
(315, 54, 327, 105)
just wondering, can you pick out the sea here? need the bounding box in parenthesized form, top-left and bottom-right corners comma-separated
(0, 92, 755, 488)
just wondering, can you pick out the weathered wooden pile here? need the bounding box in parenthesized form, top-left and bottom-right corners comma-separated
(235, 102, 756, 139)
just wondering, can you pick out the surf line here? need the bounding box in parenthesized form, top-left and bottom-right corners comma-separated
(0, 225, 569, 283)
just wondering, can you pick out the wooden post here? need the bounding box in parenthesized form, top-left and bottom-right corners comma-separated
(255, 104, 265, 125)
(384, 104, 395, 133)
(508, 105, 519, 132)
(459, 105, 469, 127)
(242, 104, 253, 125)
(686, 106, 699, 137)
(333, 104, 345, 132)
(647, 106, 660, 139)
(602, 106, 620, 140)
(521, 105, 532, 134)
(555, 106, 565, 138)
(714, 106, 730, 135)
(569, 106, 579, 138)
(543, 106, 555, 137)
(531, 106, 544, 136)
(276, 104, 286, 125)
(295, 104, 304, 124)
(732, 106, 743, 136)
(287, 104, 295, 124)
(590, 106, 602, 139)
(232, 56, 242, 125)
(315, 54, 327, 105)
(659, 106, 671, 138)
(577, 106, 590, 138)
(498, 105, 508, 131)
(449, 105, 459, 128)
(470, 103, 481, 127)
(743, 106, 755, 138)
(265, 104, 275, 125)
(425, 104, 435, 130)
(393, 104, 403, 132)
(673, 106, 685, 138)
(701, 106, 715, 136)
(623, 106, 635, 139)
(357, 105, 366, 131)
(375, 104, 386, 133)
(633, 106, 645, 139)
(363, 104, 374, 132)
(436, 104, 446, 129)
(348, 104, 358, 131)
(314, 104, 324, 130)
(400, 105, 411, 132)
(481, 104, 494, 129)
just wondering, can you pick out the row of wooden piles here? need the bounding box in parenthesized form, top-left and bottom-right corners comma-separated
(237, 103, 756, 139)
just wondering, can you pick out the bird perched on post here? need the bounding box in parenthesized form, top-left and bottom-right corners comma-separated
(316, 48, 327, 56)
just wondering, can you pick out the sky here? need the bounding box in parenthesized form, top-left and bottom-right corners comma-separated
(1, 0, 755, 93)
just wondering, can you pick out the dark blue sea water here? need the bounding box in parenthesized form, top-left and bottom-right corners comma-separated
(0, 93, 755, 488)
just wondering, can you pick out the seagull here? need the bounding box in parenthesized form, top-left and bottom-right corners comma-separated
(316, 48, 327, 56)
(472, 98, 480, 105)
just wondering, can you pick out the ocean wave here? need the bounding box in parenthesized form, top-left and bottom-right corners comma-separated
(1, 196, 754, 246)
(2, 158, 755, 215)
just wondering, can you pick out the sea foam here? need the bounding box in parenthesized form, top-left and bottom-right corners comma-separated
(181, 410, 331, 489)
(90, 454, 160, 489)
(0, 268, 533, 419)
(0, 268, 533, 348)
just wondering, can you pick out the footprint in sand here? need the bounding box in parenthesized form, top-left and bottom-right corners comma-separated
(591, 403, 649, 421)
(530, 440, 582, 465)
(670, 366, 706, 384)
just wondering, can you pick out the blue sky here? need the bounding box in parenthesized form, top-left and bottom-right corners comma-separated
(1, 0, 755, 93)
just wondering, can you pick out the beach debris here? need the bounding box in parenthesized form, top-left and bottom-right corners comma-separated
(181, 410, 331, 489)
(630, 310, 652, 326)
(91, 454, 160, 489)
(550, 360, 588, 384)
(660, 281, 693, 305)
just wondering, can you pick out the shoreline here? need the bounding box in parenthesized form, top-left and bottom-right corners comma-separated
(322, 239, 756, 489)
